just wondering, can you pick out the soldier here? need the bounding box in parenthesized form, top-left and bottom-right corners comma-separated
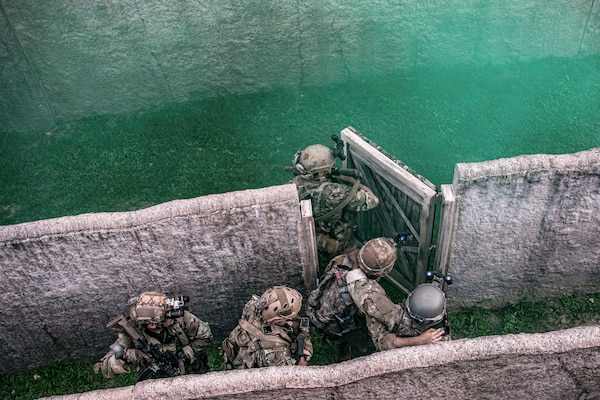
(345, 237, 450, 352)
(306, 245, 375, 362)
(222, 285, 313, 369)
(288, 143, 379, 261)
(94, 291, 213, 381)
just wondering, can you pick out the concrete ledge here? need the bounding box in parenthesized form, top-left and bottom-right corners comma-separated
(42, 325, 600, 400)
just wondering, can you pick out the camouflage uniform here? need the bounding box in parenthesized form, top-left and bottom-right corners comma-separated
(222, 295, 313, 369)
(320, 254, 375, 362)
(96, 310, 213, 378)
(291, 175, 379, 256)
(346, 269, 446, 351)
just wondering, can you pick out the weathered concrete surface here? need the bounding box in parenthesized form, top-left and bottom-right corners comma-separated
(0, 184, 315, 373)
(447, 147, 600, 310)
(2, 0, 599, 132)
(41, 325, 600, 400)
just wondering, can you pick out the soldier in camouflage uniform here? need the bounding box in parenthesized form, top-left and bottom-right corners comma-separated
(289, 144, 379, 260)
(94, 291, 213, 379)
(346, 238, 449, 351)
(222, 286, 313, 369)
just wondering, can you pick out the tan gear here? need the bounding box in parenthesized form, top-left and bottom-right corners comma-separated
(405, 284, 447, 327)
(316, 232, 340, 254)
(131, 292, 170, 324)
(357, 237, 397, 278)
(293, 144, 336, 177)
(257, 286, 303, 324)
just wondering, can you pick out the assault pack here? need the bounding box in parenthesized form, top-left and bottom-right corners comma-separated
(306, 263, 361, 339)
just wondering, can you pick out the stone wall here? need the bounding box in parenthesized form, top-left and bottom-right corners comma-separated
(446, 147, 600, 310)
(2, 0, 599, 132)
(41, 325, 600, 400)
(0, 183, 316, 373)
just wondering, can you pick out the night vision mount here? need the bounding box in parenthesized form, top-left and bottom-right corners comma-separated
(164, 295, 190, 319)
(426, 270, 453, 287)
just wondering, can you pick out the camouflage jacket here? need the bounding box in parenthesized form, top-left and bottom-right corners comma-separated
(222, 295, 313, 369)
(96, 310, 213, 378)
(346, 269, 422, 351)
(291, 176, 378, 252)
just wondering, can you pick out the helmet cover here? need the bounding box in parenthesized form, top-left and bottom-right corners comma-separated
(131, 292, 170, 324)
(357, 237, 397, 278)
(293, 144, 336, 176)
(257, 286, 303, 323)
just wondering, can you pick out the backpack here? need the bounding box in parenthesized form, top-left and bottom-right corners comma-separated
(306, 264, 361, 339)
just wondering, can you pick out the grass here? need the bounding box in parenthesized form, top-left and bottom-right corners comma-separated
(1, 292, 598, 400)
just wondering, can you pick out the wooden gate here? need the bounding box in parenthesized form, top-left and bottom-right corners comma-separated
(340, 127, 444, 295)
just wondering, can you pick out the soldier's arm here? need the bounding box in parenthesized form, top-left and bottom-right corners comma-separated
(387, 328, 445, 349)
(185, 312, 214, 352)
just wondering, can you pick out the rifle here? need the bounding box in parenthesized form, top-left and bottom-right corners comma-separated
(106, 315, 184, 382)
(296, 317, 311, 363)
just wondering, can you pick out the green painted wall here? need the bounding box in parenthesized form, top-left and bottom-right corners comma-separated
(1, 0, 598, 133)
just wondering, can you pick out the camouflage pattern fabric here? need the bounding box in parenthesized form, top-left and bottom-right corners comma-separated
(95, 310, 213, 378)
(291, 176, 378, 256)
(347, 271, 436, 351)
(222, 296, 313, 369)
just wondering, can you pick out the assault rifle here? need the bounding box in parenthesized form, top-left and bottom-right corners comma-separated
(106, 315, 184, 382)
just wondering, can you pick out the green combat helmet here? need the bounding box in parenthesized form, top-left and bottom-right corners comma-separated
(357, 237, 398, 278)
(405, 284, 447, 328)
(292, 144, 336, 178)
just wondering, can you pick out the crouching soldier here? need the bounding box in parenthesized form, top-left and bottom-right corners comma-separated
(94, 291, 213, 381)
(222, 286, 313, 369)
(346, 237, 451, 352)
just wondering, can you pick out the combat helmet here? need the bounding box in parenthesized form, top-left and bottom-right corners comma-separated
(405, 284, 447, 328)
(257, 286, 303, 324)
(357, 237, 397, 278)
(130, 292, 170, 324)
(292, 144, 336, 177)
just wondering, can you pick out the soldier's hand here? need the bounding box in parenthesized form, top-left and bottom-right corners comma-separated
(123, 348, 149, 364)
(298, 357, 309, 366)
(417, 328, 445, 345)
(182, 345, 196, 363)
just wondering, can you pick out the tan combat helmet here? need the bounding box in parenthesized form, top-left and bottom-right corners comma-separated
(292, 144, 336, 178)
(257, 286, 303, 324)
(357, 237, 398, 278)
(130, 292, 170, 324)
(405, 284, 447, 328)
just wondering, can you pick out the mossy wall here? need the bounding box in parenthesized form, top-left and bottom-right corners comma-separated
(1, 0, 599, 132)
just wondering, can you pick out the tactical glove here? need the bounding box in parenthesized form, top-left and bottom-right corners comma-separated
(182, 345, 196, 363)
(123, 348, 148, 364)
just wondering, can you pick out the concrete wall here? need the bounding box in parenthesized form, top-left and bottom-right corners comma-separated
(0, 183, 316, 373)
(446, 147, 600, 310)
(41, 325, 600, 400)
(2, 0, 599, 132)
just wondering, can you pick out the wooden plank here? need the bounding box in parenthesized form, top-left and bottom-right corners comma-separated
(341, 127, 436, 205)
(415, 194, 437, 286)
(433, 185, 457, 278)
(299, 199, 319, 290)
